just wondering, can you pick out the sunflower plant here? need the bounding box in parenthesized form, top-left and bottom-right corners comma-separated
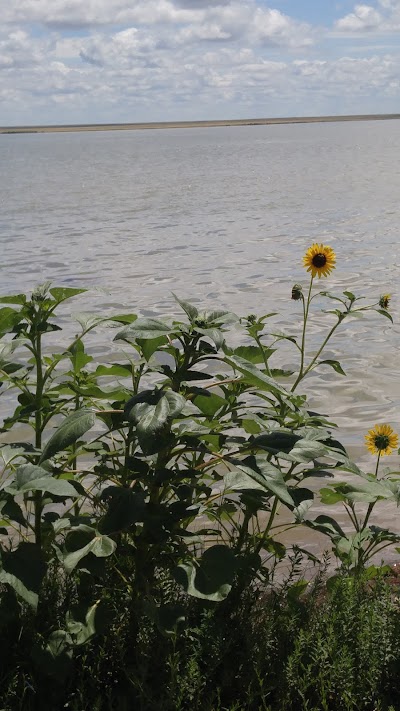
(307, 423, 400, 573)
(289, 243, 393, 391)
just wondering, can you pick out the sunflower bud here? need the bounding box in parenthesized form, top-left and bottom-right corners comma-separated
(291, 284, 303, 301)
(379, 294, 391, 310)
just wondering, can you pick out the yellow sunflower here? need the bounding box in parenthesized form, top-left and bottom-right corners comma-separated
(379, 294, 391, 310)
(365, 424, 399, 456)
(303, 243, 336, 279)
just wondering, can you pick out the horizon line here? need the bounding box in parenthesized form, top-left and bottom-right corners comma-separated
(2, 112, 400, 134)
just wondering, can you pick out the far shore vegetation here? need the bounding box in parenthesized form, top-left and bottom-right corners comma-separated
(2, 112, 400, 134)
(1, 245, 400, 710)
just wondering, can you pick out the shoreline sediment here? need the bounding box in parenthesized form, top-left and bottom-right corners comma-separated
(2, 113, 400, 135)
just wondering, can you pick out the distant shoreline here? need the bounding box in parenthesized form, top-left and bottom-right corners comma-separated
(2, 113, 400, 134)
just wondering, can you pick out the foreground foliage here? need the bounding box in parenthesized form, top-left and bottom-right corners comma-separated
(0, 249, 398, 709)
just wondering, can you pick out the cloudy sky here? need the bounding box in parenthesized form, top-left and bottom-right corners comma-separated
(2, 0, 400, 125)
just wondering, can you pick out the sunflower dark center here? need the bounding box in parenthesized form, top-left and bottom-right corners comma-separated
(312, 253, 327, 268)
(374, 434, 390, 450)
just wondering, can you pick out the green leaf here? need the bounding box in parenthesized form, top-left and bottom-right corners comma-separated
(202, 310, 238, 325)
(40, 409, 96, 463)
(114, 318, 173, 341)
(0, 496, 26, 526)
(74, 313, 109, 331)
(224, 356, 288, 397)
(15, 464, 51, 488)
(225, 456, 294, 507)
(63, 531, 116, 573)
(232, 345, 275, 364)
(137, 336, 167, 361)
(66, 600, 105, 645)
(68, 339, 93, 373)
(0, 308, 23, 337)
(343, 291, 356, 302)
(319, 359, 346, 376)
(0, 543, 46, 608)
(319, 488, 346, 505)
(195, 327, 224, 350)
(377, 308, 393, 323)
(174, 546, 237, 601)
(172, 294, 199, 322)
(305, 515, 346, 540)
(251, 431, 301, 455)
(0, 294, 26, 305)
(49, 287, 87, 304)
(289, 488, 314, 521)
(94, 363, 132, 378)
(191, 388, 227, 417)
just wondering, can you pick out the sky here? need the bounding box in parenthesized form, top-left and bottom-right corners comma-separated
(2, 0, 400, 125)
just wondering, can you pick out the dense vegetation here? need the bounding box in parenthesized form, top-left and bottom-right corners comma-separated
(0, 246, 399, 710)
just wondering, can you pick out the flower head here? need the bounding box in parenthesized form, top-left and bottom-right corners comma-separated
(379, 294, 391, 310)
(291, 284, 303, 301)
(365, 424, 399, 457)
(303, 243, 336, 279)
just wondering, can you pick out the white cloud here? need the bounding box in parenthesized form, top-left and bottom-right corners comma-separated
(1, 0, 400, 124)
(335, 0, 400, 31)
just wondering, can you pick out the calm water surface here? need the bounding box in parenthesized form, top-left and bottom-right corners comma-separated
(1, 121, 400, 560)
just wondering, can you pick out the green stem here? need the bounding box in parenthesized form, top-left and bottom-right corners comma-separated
(291, 277, 313, 392)
(361, 454, 381, 532)
(254, 496, 279, 556)
(254, 334, 272, 377)
(34, 330, 44, 548)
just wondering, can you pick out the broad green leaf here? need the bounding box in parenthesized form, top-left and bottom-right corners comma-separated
(174, 546, 237, 601)
(63, 532, 116, 573)
(49, 287, 87, 304)
(251, 431, 301, 455)
(232, 345, 275, 364)
(286, 439, 330, 464)
(172, 294, 199, 322)
(289, 487, 314, 521)
(305, 515, 346, 540)
(0, 496, 26, 526)
(137, 336, 167, 361)
(319, 488, 346, 505)
(0, 294, 26, 305)
(195, 327, 224, 350)
(68, 339, 93, 373)
(0, 308, 23, 337)
(20, 477, 78, 498)
(377, 308, 393, 323)
(319, 359, 346, 376)
(191, 388, 227, 417)
(94, 363, 132, 378)
(202, 310, 238, 325)
(40, 409, 96, 463)
(114, 318, 173, 341)
(225, 456, 294, 507)
(137, 396, 170, 440)
(0, 443, 33, 466)
(66, 600, 104, 645)
(0, 543, 46, 608)
(333, 478, 395, 503)
(15, 464, 51, 489)
(225, 356, 287, 397)
(74, 313, 109, 331)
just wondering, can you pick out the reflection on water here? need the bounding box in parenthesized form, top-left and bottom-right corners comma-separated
(1, 120, 400, 562)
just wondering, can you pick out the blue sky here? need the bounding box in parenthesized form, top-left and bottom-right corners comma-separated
(2, 0, 400, 125)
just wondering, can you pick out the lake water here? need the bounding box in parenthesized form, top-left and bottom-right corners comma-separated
(2, 120, 400, 563)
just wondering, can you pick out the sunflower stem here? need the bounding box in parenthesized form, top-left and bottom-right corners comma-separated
(291, 276, 313, 391)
